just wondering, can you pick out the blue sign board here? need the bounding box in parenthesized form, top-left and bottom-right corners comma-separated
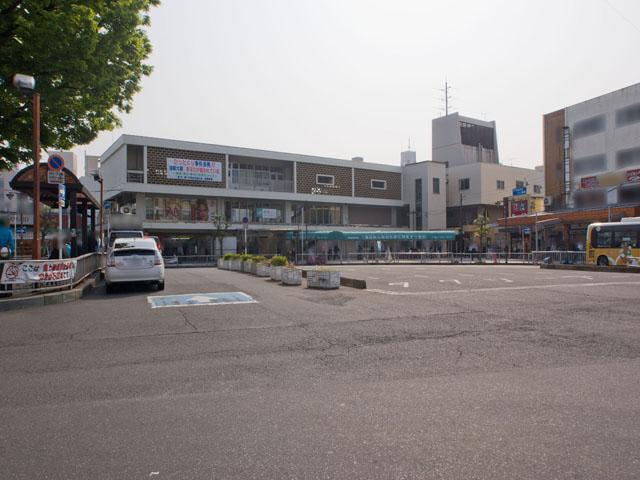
(58, 184, 66, 207)
(512, 187, 527, 196)
(16, 227, 26, 235)
(103, 201, 111, 210)
(523, 227, 531, 234)
(147, 291, 256, 309)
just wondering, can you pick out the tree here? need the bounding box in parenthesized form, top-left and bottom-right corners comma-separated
(0, 0, 160, 169)
(472, 210, 491, 253)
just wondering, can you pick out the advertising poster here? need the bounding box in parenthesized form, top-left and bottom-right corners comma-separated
(166, 158, 222, 182)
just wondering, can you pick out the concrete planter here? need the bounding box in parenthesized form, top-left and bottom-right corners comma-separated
(307, 270, 340, 289)
(270, 266, 283, 281)
(256, 263, 271, 277)
(281, 267, 302, 286)
(223, 259, 231, 270)
(230, 259, 243, 271)
(217, 258, 224, 269)
(242, 260, 253, 273)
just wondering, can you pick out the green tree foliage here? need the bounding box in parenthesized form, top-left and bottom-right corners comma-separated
(472, 210, 491, 252)
(0, 0, 159, 169)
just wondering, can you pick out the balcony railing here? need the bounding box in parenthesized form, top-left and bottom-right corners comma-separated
(127, 170, 144, 183)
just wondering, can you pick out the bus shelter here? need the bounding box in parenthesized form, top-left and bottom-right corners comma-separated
(10, 163, 101, 257)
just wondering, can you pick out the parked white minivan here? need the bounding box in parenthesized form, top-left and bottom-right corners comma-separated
(105, 238, 165, 293)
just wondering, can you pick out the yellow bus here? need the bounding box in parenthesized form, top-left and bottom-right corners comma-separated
(586, 218, 640, 266)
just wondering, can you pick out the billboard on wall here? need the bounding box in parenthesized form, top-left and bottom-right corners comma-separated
(511, 197, 529, 216)
(166, 158, 222, 182)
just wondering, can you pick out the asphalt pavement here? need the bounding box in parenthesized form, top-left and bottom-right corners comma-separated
(1, 265, 640, 479)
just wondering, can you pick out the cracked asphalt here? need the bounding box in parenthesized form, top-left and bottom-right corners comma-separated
(1, 266, 640, 479)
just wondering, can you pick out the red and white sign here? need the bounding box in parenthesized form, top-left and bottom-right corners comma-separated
(580, 176, 599, 189)
(510, 198, 529, 216)
(626, 168, 640, 184)
(1, 259, 76, 284)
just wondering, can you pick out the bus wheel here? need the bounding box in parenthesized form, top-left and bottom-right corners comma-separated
(597, 256, 609, 266)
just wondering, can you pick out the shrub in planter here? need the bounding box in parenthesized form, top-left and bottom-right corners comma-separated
(220, 253, 235, 270)
(241, 254, 254, 273)
(229, 253, 243, 271)
(281, 266, 302, 286)
(256, 260, 271, 277)
(307, 268, 340, 289)
(269, 256, 288, 281)
(251, 256, 265, 275)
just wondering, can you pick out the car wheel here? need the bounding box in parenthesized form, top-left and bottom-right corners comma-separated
(105, 283, 114, 294)
(597, 256, 609, 267)
(157, 281, 165, 291)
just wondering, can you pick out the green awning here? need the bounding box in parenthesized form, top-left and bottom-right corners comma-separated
(285, 230, 457, 241)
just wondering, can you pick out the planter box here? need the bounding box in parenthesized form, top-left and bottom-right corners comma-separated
(270, 266, 283, 281)
(223, 259, 231, 270)
(242, 260, 253, 273)
(217, 258, 224, 269)
(230, 259, 243, 271)
(256, 263, 271, 277)
(307, 270, 340, 289)
(281, 268, 302, 286)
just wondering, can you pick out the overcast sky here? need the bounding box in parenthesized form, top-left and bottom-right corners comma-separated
(76, 0, 640, 172)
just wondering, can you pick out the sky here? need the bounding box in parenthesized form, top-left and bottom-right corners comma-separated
(75, 0, 640, 173)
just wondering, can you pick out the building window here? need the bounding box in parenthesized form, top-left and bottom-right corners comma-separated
(316, 174, 335, 186)
(370, 179, 387, 190)
(573, 114, 606, 138)
(432, 177, 440, 194)
(574, 154, 607, 175)
(616, 103, 640, 128)
(616, 147, 640, 169)
(459, 178, 470, 190)
(126, 145, 144, 183)
(496, 180, 505, 190)
(415, 179, 422, 230)
(515, 180, 525, 189)
(533, 184, 542, 194)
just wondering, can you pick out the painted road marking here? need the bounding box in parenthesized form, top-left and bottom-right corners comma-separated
(366, 281, 640, 296)
(388, 282, 409, 288)
(148, 291, 256, 309)
(368, 276, 380, 280)
(560, 275, 593, 280)
(500, 278, 514, 283)
(439, 279, 461, 284)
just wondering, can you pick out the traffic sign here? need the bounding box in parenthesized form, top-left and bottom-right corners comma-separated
(523, 227, 531, 235)
(47, 171, 64, 184)
(242, 216, 249, 228)
(16, 227, 26, 235)
(512, 187, 527, 196)
(103, 201, 111, 210)
(47, 154, 64, 171)
(58, 184, 66, 207)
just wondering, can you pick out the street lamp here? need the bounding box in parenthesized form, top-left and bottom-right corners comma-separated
(12, 73, 41, 260)
(92, 169, 104, 251)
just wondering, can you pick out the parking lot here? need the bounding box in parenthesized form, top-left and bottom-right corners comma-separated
(2, 265, 640, 479)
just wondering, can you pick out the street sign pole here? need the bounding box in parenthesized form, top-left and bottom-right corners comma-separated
(242, 216, 249, 254)
(58, 184, 65, 260)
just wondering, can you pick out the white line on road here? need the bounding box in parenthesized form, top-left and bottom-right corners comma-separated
(388, 281, 409, 288)
(500, 278, 514, 283)
(560, 275, 593, 280)
(368, 277, 380, 280)
(366, 281, 640, 296)
(439, 279, 461, 284)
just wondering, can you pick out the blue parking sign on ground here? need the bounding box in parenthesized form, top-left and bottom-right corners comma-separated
(147, 291, 256, 309)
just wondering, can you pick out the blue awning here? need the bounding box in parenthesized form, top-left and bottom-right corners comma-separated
(285, 230, 458, 241)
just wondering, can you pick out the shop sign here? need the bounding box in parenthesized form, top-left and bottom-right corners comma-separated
(166, 158, 222, 182)
(0, 259, 76, 284)
(511, 198, 529, 216)
(512, 186, 527, 196)
(626, 168, 640, 184)
(47, 171, 65, 184)
(580, 176, 598, 189)
(256, 208, 278, 220)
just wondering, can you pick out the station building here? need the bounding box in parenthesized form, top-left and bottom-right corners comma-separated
(95, 135, 449, 256)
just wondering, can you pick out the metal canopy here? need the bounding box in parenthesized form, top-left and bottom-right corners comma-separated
(286, 230, 458, 241)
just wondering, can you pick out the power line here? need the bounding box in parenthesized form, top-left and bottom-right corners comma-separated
(600, 0, 640, 34)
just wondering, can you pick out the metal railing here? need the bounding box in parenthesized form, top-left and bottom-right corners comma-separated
(293, 251, 588, 265)
(0, 253, 105, 297)
(163, 255, 217, 266)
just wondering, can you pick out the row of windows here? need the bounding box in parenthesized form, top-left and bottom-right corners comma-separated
(458, 178, 541, 193)
(591, 226, 639, 249)
(572, 103, 640, 139)
(315, 174, 389, 191)
(573, 146, 640, 175)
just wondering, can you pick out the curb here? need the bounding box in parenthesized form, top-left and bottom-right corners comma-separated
(540, 264, 640, 273)
(0, 273, 102, 313)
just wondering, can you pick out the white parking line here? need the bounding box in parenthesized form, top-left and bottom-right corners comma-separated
(366, 281, 640, 296)
(500, 278, 514, 283)
(439, 279, 461, 284)
(389, 282, 409, 288)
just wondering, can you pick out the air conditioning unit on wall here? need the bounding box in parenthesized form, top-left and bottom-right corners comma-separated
(543, 196, 553, 207)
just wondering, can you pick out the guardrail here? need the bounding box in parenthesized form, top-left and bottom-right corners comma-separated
(0, 253, 105, 297)
(163, 255, 217, 267)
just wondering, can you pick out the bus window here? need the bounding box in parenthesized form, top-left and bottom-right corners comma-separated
(593, 229, 612, 248)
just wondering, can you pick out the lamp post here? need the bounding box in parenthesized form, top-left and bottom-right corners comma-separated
(12, 74, 41, 259)
(92, 169, 104, 251)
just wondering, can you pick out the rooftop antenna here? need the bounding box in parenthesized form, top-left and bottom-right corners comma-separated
(438, 79, 453, 116)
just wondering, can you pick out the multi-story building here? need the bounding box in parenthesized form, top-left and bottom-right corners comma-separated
(98, 135, 449, 256)
(544, 82, 640, 211)
(432, 113, 543, 251)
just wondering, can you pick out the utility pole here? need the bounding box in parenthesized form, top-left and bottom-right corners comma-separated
(459, 192, 463, 252)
